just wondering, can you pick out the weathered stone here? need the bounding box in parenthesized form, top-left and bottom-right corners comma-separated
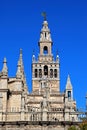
(0, 19, 79, 130)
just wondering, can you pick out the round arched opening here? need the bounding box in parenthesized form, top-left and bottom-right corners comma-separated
(43, 46, 48, 54)
(44, 65, 48, 76)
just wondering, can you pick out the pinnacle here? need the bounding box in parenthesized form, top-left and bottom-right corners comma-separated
(67, 75, 71, 82)
(66, 74, 72, 89)
(2, 57, 8, 76)
(16, 49, 28, 92)
(3, 57, 7, 63)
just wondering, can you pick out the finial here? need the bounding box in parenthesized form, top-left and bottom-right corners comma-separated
(56, 49, 59, 58)
(32, 49, 35, 62)
(2, 57, 8, 76)
(41, 12, 47, 21)
(3, 58, 7, 63)
(19, 48, 23, 67)
(56, 49, 59, 59)
(67, 74, 70, 81)
(20, 48, 22, 54)
(19, 48, 22, 58)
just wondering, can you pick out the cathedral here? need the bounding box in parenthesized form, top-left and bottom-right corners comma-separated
(0, 18, 79, 130)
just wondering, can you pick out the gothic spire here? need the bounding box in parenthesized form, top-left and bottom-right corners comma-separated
(16, 60, 21, 79)
(19, 49, 24, 71)
(16, 49, 24, 78)
(2, 58, 8, 77)
(16, 49, 28, 92)
(66, 75, 72, 90)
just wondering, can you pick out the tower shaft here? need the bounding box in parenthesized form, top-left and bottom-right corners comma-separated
(32, 20, 60, 93)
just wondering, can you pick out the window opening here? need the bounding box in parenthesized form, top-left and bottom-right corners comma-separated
(35, 69, 38, 78)
(54, 69, 57, 78)
(45, 32, 46, 38)
(43, 46, 48, 54)
(39, 69, 42, 78)
(68, 91, 71, 100)
(44, 65, 48, 76)
(50, 69, 53, 78)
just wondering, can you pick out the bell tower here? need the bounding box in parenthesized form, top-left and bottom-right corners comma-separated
(32, 19, 60, 93)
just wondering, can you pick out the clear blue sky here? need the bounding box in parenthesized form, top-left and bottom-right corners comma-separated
(0, 0, 87, 111)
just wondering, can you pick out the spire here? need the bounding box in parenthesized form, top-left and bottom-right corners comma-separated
(19, 49, 25, 78)
(16, 60, 21, 79)
(65, 75, 73, 100)
(19, 49, 23, 70)
(16, 49, 28, 92)
(39, 19, 52, 43)
(2, 58, 8, 77)
(16, 49, 24, 79)
(66, 75, 72, 90)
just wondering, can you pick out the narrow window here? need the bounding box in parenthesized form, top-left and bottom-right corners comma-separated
(50, 69, 53, 78)
(35, 69, 38, 78)
(54, 69, 57, 78)
(45, 32, 46, 38)
(44, 65, 48, 76)
(39, 69, 42, 78)
(68, 91, 71, 100)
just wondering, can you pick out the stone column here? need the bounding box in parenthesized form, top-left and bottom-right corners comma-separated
(42, 95, 48, 121)
(21, 95, 25, 121)
(42, 108, 47, 121)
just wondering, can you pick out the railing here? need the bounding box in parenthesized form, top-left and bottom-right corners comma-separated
(27, 111, 64, 122)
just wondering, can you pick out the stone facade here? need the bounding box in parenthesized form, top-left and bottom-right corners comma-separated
(0, 19, 79, 130)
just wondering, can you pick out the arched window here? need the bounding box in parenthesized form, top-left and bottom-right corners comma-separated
(54, 69, 57, 78)
(35, 69, 38, 78)
(68, 91, 71, 100)
(50, 69, 53, 78)
(45, 32, 46, 38)
(39, 69, 42, 78)
(44, 65, 48, 76)
(43, 46, 48, 54)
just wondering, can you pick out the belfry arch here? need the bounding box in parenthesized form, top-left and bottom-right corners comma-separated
(44, 65, 48, 76)
(43, 46, 48, 54)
